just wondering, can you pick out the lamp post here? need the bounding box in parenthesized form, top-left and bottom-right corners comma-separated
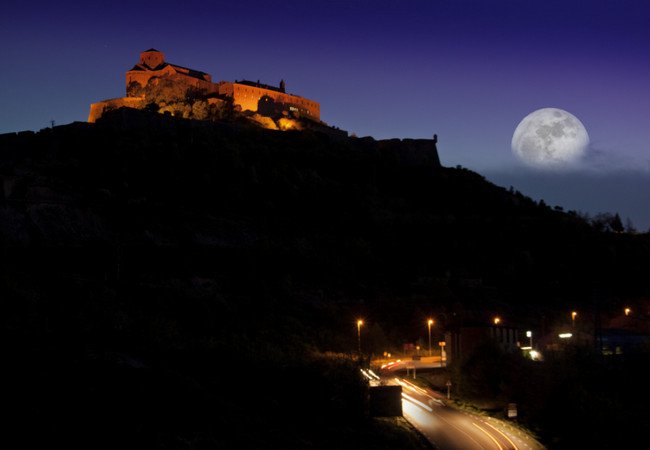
(526, 330, 533, 348)
(427, 319, 434, 357)
(493, 316, 501, 325)
(571, 311, 577, 328)
(357, 320, 364, 354)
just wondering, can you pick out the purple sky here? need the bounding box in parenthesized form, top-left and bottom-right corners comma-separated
(2, 0, 649, 228)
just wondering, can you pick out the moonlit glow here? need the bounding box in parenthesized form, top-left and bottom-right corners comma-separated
(512, 108, 589, 170)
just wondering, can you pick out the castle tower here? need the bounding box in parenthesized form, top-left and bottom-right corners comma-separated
(139, 49, 165, 69)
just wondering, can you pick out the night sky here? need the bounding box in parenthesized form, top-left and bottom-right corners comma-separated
(2, 1, 649, 228)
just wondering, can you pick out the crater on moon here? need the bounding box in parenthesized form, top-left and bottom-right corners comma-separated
(511, 108, 589, 170)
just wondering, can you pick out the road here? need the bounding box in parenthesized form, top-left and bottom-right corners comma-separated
(380, 356, 445, 372)
(389, 377, 546, 450)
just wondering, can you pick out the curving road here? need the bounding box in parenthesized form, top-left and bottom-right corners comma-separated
(389, 377, 545, 450)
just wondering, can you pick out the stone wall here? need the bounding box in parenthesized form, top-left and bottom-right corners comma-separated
(219, 82, 320, 121)
(126, 67, 216, 96)
(91, 49, 320, 123)
(88, 97, 145, 123)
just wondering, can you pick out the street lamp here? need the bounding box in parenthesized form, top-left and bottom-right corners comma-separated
(493, 316, 501, 325)
(624, 307, 632, 316)
(427, 319, 434, 357)
(357, 320, 364, 354)
(571, 311, 577, 328)
(526, 330, 533, 348)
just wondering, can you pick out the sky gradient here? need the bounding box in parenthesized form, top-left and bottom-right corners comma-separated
(2, 0, 649, 227)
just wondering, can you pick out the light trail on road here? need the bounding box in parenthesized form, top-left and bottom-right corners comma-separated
(402, 392, 433, 412)
(473, 422, 503, 450)
(386, 376, 542, 450)
(484, 421, 519, 450)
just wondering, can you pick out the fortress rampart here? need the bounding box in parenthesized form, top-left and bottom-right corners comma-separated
(88, 97, 145, 124)
(89, 49, 320, 122)
(219, 81, 320, 122)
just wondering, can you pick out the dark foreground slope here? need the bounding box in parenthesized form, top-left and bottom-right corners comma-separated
(1, 110, 649, 448)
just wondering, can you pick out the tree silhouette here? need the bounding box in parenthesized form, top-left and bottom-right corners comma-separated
(611, 213, 624, 233)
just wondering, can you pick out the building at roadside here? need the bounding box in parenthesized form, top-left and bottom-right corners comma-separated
(448, 324, 520, 363)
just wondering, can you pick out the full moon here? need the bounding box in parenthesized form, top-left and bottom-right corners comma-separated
(511, 108, 589, 170)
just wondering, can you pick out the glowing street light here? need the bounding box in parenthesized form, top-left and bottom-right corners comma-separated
(493, 316, 501, 325)
(427, 319, 434, 357)
(624, 307, 632, 316)
(571, 311, 577, 327)
(357, 320, 364, 354)
(526, 330, 533, 348)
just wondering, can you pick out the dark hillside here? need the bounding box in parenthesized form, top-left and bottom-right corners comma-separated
(2, 109, 649, 448)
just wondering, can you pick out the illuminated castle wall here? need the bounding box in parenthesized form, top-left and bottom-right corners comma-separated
(219, 80, 320, 121)
(125, 49, 217, 95)
(88, 97, 145, 124)
(89, 49, 320, 122)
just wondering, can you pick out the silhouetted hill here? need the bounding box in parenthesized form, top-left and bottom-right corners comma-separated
(2, 109, 649, 448)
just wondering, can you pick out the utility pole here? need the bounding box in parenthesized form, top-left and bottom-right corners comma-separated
(427, 319, 434, 357)
(356, 320, 363, 355)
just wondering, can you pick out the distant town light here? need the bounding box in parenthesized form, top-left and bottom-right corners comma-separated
(559, 333, 573, 339)
(625, 307, 632, 316)
(493, 317, 501, 325)
(526, 330, 533, 348)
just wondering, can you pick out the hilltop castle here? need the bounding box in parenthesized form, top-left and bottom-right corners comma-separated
(89, 49, 320, 123)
